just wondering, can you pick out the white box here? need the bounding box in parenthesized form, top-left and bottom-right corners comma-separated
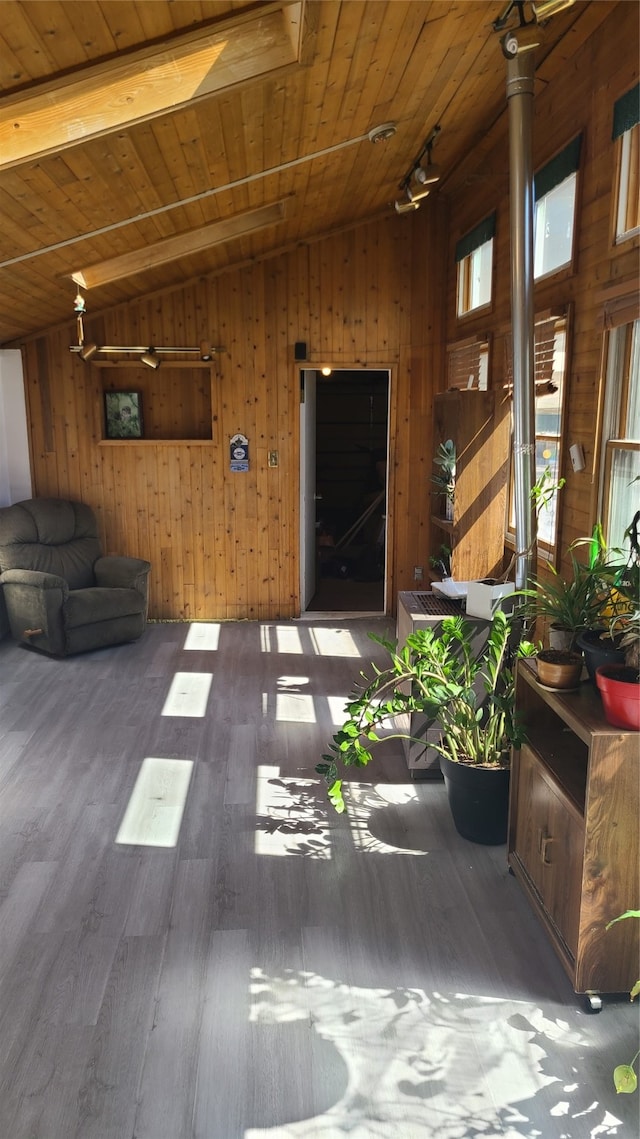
(465, 580, 515, 620)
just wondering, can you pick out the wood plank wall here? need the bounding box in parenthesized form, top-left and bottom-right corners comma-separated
(443, 1, 639, 579)
(22, 214, 445, 620)
(20, 4, 636, 619)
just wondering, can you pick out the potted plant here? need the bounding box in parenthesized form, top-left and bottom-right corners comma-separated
(596, 606, 640, 730)
(535, 647, 583, 690)
(431, 438, 456, 521)
(520, 524, 622, 650)
(316, 610, 536, 844)
(578, 510, 640, 682)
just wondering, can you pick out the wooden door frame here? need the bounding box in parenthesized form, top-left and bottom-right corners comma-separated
(294, 360, 397, 617)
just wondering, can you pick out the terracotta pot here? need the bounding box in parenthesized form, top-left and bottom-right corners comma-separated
(595, 665, 640, 730)
(536, 650, 583, 690)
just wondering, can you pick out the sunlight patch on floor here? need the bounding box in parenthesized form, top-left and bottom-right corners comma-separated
(254, 764, 331, 859)
(115, 757, 193, 847)
(245, 969, 622, 1139)
(308, 626, 361, 657)
(162, 671, 213, 716)
(183, 623, 221, 650)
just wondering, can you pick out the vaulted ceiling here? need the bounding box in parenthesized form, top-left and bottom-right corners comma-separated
(0, 0, 612, 346)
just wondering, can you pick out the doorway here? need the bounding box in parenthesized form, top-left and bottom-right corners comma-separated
(300, 368, 390, 614)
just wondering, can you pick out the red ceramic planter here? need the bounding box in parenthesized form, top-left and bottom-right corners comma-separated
(595, 665, 640, 731)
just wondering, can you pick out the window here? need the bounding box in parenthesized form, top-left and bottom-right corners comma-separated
(505, 312, 568, 559)
(533, 137, 581, 280)
(599, 317, 640, 552)
(613, 84, 640, 242)
(456, 213, 495, 316)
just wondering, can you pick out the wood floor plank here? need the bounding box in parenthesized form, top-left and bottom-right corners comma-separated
(0, 622, 636, 1139)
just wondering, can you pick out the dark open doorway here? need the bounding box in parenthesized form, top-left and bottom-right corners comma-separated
(306, 368, 390, 613)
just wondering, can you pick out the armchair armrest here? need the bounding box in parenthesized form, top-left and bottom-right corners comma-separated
(94, 556, 151, 592)
(0, 568, 69, 593)
(0, 568, 68, 654)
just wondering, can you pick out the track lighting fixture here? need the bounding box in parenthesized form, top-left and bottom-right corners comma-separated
(68, 287, 225, 364)
(492, 0, 575, 32)
(395, 125, 442, 214)
(394, 197, 420, 215)
(141, 349, 161, 370)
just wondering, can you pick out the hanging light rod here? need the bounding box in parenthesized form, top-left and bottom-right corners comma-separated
(69, 343, 224, 364)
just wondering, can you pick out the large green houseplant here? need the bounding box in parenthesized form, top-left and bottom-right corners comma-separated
(317, 610, 536, 844)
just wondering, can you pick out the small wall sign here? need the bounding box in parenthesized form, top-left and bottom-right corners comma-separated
(230, 433, 249, 472)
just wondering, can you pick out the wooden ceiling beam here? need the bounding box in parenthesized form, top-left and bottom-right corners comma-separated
(70, 199, 290, 288)
(0, 2, 306, 173)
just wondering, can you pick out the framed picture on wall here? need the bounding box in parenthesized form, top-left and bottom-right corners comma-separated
(104, 391, 143, 439)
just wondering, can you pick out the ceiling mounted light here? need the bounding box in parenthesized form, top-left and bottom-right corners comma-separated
(141, 349, 161, 370)
(200, 340, 213, 361)
(79, 342, 98, 362)
(531, 0, 575, 19)
(320, 366, 332, 376)
(394, 197, 420, 215)
(368, 122, 397, 144)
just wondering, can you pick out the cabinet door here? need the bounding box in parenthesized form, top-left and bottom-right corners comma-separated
(514, 744, 584, 958)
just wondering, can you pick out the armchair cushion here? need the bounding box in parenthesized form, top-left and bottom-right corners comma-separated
(0, 497, 151, 657)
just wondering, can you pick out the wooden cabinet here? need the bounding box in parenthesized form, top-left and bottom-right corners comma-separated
(509, 660, 639, 996)
(430, 389, 510, 583)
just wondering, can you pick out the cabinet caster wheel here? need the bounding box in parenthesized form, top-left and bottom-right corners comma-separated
(586, 993, 603, 1013)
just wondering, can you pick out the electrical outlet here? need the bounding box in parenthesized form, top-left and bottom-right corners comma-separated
(268, 450, 278, 468)
(414, 565, 423, 581)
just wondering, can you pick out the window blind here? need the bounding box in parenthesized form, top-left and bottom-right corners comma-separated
(454, 213, 496, 263)
(612, 83, 640, 140)
(534, 136, 582, 201)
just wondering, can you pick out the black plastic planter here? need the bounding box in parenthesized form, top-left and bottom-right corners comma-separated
(439, 753, 510, 845)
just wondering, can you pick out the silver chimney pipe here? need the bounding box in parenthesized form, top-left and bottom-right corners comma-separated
(506, 48, 537, 591)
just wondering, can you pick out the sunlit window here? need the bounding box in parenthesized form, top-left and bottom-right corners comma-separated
(613, 83, 640, 242)
(533, 137, 581, 280)
(456, 213, 495, 317)
(599, 317, 640, 550)
(506, 312, 568, 560)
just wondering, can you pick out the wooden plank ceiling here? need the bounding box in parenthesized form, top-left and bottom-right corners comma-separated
(0, 0, 608, 346)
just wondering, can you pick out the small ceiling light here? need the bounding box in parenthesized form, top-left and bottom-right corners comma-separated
(79, 342, 98, 362)
(394, 197, 420, 215)
(531, 0, 575, 19)
(368, 122, 397, 144)
(73, 290, 86, 314)
(200, 339, 213, 361)
(320, 366, 332, 376)
(141, 349, 161, 370)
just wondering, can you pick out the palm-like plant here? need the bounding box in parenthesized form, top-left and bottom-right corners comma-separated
(317, 610, 536, 813)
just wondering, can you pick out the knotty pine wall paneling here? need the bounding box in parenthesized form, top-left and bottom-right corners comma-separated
(23, 215, 433, 620)
(443, 1, 639, 580)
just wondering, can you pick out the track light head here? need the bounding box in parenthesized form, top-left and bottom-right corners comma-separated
(79, 342, 98, 362)
(394, 197, 420, 215)
(531, 0, 575, 19)
(141, 349, 161, 370)
(414, 162, 441, 186)
(199, 339, 213, 361)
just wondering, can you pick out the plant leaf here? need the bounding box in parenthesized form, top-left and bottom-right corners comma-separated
(613, 1064, 638, 1094)
(327, 780, 345, 813)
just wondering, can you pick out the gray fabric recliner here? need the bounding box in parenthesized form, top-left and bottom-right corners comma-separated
(0, 498, 151, 656)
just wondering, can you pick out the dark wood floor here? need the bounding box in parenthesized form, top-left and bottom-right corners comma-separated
(0, 619, 638, 1139)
